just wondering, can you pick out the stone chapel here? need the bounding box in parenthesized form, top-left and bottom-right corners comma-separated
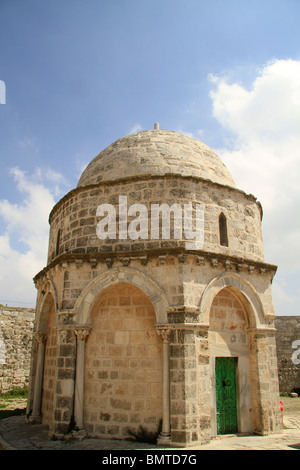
(27, 125, 281, 446)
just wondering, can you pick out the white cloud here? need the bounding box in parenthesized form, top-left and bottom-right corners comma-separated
(18, 137, 38, 150)
(129, 123, 144, 134)
(209, 59, 300, 315)
(0, 167, 67, 307)
(176, 129, 195, 138)
(272, 278, 297, 306)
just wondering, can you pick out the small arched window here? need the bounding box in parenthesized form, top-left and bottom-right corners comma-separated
(55, 228, 61, 256)
(219, 212, 228, 247)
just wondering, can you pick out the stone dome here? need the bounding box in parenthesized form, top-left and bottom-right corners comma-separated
(77, 126, 235, 188)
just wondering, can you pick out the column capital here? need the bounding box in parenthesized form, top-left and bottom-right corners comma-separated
(155, 325, 173, 342)
(34, 332, 47, 344)
(75, 325, 92, 342)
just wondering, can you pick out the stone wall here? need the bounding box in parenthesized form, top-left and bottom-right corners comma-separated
(47, 175, 264, 267)
(275, 316, 300, 393)
(0, 306, 35, 392)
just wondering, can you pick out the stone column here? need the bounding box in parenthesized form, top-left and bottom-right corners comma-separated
(74, 326, 91, 430)
(52, 326, 77, 436)
(30, 332, 47, 423)
(248, 328, 281, 434)
(156, 327, 171, 444)
(168, 323, 209, 446)
(196, 326, 211, 442)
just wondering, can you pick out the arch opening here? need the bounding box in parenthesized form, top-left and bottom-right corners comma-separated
(75, 267, 169, 326)
(208, 286, 253, 436)
(40, 294, 57, 427)
(199, 272, 265, 329)
(83, 282, 163, 439)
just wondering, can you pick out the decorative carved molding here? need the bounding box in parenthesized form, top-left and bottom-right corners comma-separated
(90, 259, 97, 268)
(139, 255, 147, 265)
(156, 326, 172, 342)
(34, 248, 278, 283)
(34, 332, 47, 344)
(224, 259, 231, 270)
(75, 325, 92, 342)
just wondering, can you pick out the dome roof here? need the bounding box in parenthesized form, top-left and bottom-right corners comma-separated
(77, 126, 235, 188)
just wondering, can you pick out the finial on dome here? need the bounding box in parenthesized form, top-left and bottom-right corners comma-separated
(154, 122, 159, 130)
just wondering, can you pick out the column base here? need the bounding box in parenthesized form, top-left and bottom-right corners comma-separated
(28, 414, 42, 424)
(70, 426, 88, 440)
(157, 432, 172, 446)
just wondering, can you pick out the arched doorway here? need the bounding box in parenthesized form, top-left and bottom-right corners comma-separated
(209, 286, 253, 436)
(41, 294, 57, 426)
(83, 282, 163, 439)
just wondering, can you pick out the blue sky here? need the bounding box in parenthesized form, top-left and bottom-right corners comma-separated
(0, 0, 300, 314)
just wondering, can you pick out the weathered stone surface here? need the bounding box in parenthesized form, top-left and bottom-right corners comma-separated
(47, 175, 264, 266)
(275, 316, 300, 393)
(0, 307, 34, 392)
(77, 129, 235, 189)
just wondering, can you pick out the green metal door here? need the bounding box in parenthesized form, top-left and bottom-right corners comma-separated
(215, 357, 238, 434)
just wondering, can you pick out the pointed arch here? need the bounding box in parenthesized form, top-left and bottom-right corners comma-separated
(199, 272, 266, 328)
(36, 280, 58, 333)
(74, 267, 169, 325)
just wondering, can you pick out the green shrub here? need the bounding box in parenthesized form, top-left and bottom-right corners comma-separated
(0, 387, 28, 399)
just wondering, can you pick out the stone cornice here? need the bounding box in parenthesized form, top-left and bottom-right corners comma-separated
(33, 246, 277, 284)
